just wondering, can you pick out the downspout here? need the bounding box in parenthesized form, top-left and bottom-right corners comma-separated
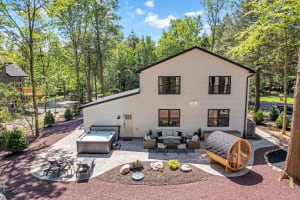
(243, 73, 255, 138)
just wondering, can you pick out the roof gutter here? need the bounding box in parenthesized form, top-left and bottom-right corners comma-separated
(243, 72, 256, 138)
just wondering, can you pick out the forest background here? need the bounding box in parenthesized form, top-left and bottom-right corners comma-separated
(0, 0, 299, 137)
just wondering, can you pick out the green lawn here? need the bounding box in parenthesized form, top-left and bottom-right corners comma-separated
(260, 95, 294, 104)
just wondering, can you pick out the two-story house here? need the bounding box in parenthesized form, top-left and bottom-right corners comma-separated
(81, 47, 255, 138)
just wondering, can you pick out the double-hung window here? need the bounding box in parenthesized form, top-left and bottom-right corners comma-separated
(207, 109, 230, 127)
(158, 76, 180, 94)
(209, 76, 231, 94)
(158, 109, 180, 127)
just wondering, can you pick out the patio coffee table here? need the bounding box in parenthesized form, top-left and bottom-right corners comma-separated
(163, 139, 180, 148)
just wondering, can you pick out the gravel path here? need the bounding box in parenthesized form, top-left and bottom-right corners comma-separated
(0, 119, 299, 200)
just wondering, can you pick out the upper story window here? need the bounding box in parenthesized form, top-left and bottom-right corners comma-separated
(209, 76, 231, 94)
(207, 109, 230, 127)
(158, 76, 180, 94)
(159, 109, 180, 127)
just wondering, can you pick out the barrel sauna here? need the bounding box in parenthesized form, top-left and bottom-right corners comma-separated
(205, 131, 252, 173)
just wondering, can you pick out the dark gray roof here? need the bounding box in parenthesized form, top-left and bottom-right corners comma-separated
(205, 131, 241, 159)
(5, 63, 27, 77)
(80, 88, 140, 109)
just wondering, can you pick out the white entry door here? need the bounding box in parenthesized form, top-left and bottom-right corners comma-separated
(123, 113, 133, 139)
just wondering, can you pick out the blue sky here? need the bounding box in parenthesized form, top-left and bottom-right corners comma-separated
(117, 0, 210, 42)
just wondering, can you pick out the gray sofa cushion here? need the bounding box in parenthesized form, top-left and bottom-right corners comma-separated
(158, 136, 182, 140)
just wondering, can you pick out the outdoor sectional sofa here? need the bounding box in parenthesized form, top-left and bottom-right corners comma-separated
(156, 130, 183, 141)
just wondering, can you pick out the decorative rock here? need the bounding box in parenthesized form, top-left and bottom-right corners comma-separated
(0, 193, 6, 200)
(131, 172, 144, 181)
(120, 164, 130, 175)
(150, 161, 164, 171)
(180, 164, 192, 172)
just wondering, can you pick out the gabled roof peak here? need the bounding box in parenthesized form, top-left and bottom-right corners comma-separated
(136, 46, 255, 74)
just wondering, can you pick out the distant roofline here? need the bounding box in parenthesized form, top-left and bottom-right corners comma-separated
(4, 63, 27, 77)
(136, 46, 256, 74)
(80, 88, 140, 109)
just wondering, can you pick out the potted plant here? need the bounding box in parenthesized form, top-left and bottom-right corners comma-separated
(130, 160, 144, 171)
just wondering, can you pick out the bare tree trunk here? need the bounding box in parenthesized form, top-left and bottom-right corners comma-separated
(254, 67, 260, 112)
(280, 48, 300, 187)
(281, 29, 288, 135)
(94, 63, 98, 100)
(74, 46, 81, 103)
(99, 52, 105, 96)
(28, 2, 39, 138)
(86, 49, 92, 102)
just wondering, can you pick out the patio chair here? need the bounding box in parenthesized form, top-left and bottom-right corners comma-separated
(76, 158, 95, 177)
(44, 160, 62, 177)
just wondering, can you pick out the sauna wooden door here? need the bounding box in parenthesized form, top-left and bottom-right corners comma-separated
(123, 113, 133, 139)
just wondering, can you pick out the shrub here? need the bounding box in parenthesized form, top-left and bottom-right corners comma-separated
(72, 103, 80, 116)
(269, 107, 279, 121)
(168, 159, 180, 170)
(130, 160, 144, 171)
(276, 112, 290, 129)
(253, 110, 264, 125)
(44, 111, 55, 127)
(3, 129, 28, 153)
(64, 108, 73, 121)
(0, 129, 7, 149)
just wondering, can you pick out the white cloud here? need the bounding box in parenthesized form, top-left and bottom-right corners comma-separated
(145, 0, 154, 8)
(136, 8, 145, 15)
(185, 11, 205, 17)
(202, 24, 211, 34)
(145, 12, 176, 29)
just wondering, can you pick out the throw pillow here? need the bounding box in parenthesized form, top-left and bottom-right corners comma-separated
(193, 135, 199, 141)
(157, 131, 162, 137)
(172, 131, 178, 137)
(191, 135, 196, 141)
(192, 135, 199, 141)
(166, 131, 172, 136)
(177, 131, 182, 137)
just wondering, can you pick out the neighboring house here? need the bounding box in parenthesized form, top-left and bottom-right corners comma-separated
(0, 63, 27, 111)
(81, 47, 255, 138)
(0, 63, 27, 90)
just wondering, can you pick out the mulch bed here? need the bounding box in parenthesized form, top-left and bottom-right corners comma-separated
(96, 161, 210, 186)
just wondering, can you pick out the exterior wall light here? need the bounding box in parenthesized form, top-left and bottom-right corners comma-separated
(190, 100, 198, 105)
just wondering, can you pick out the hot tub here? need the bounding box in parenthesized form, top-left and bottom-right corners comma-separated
(77, 131, 115, 153)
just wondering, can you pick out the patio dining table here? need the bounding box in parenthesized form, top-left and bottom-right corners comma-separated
(45, 156, 75, 177)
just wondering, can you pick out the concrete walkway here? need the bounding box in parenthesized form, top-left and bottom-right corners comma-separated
(30, 126, 283, 182)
